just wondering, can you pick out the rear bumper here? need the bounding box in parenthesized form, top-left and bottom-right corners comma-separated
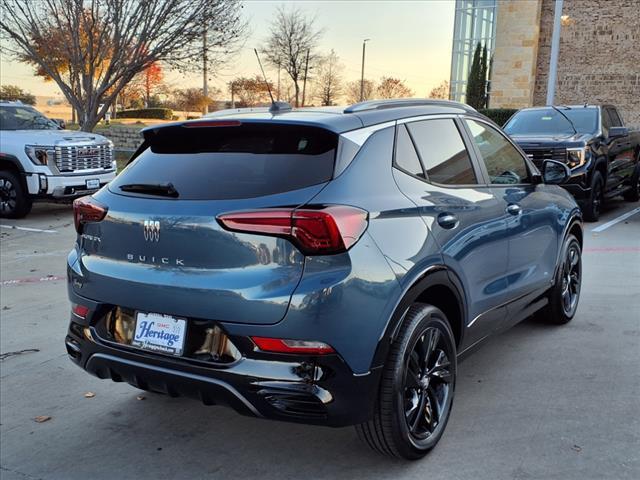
(65, 316, 382, 427)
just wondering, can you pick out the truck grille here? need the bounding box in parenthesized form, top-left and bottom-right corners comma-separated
(522, 147, 567, 168)
(55, 143, 114, 173)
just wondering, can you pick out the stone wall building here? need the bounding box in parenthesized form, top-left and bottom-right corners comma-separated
(450, 0, 640, 127)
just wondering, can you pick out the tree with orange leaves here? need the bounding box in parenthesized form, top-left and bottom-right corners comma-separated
(1, 0, 244, 131)
(140, 63, 164, 107)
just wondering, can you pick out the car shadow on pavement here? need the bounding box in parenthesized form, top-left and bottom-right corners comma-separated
(62, 316, 566, 479)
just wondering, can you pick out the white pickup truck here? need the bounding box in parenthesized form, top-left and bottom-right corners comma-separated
(0, 101, 117, 218)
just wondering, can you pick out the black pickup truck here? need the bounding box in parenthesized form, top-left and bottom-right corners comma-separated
(504, 105, 640, 221)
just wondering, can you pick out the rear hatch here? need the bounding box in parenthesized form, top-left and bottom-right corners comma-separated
(73, 122, 339, 324)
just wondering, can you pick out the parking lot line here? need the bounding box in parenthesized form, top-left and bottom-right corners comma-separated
(1, 275, 65, 286)
(591, 206, 640, 233)
(0, 224, 58, 234)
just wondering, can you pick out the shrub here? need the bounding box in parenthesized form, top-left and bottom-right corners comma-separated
(478, 108, 518, 127)
(0, 85, 36, 105)
(117, 108, 173, 120)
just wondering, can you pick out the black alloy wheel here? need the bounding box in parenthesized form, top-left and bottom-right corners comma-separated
(0, 171, 32, 219)
(402, 327, 453, 441)
(540, 234, 582, 325)
(584, 171, 604, 222)
(0, 176, 18, 215)
(591, 178, 603, 218)
(560, 241, 581, 318)
(356, 304, 456, 459)
(623, 159, 640, 202)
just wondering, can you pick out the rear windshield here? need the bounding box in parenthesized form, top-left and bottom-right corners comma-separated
(110, 123, 338, 200)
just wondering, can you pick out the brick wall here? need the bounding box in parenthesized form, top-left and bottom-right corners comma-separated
(490, 0, 543, 109)
(95, 126, 144, 151)
(533, 0, 640, 127)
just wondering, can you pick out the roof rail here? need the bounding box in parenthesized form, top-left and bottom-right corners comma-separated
(344, 98, 475, 114)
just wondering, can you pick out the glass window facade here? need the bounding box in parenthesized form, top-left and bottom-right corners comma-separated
(449, 0, 497, 103)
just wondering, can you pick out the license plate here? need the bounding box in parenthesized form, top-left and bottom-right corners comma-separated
(132, 312, 187, 356)
(86, 179, 100, 189)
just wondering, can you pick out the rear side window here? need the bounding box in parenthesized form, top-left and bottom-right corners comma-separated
(406, 119, 478, 185)
(607, 108, 622, 127)
(111, 123, 338, 200)
(394, 125, 424, 178)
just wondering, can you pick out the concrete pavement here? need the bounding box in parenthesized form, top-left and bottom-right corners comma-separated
(1, 199, 639, 480)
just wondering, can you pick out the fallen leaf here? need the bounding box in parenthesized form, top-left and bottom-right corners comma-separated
(84, 392, 96, 398)
(34, 416, 51, 423)
(136, 395, 146, 401)
(572, 444, 582, 453)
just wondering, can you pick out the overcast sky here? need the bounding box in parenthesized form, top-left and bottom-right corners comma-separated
(0, 0, 455, 101)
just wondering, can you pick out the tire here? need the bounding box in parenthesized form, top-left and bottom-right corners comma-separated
(0, 170, 32, 219)
(623, 158, 640, 202)
(583, 170, 604, 222)
(538, 234, 582, 325)
(356, 304, 456, 460)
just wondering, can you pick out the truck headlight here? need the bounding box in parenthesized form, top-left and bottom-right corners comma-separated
(25, 145, 56, 166)
(566, 148, 586, 169)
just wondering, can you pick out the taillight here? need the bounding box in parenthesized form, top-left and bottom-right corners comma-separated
(183, 120, 242, 128)
(73, 196, 108, 233)
(217, 205, 368, 255)
(251, 337, 335, 355)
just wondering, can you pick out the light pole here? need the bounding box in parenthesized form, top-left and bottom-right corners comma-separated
(301, 49, 310, 107)
(202, 28, 209, 115)
(546, 0, 563, 105)
(360, 38, 370, 102)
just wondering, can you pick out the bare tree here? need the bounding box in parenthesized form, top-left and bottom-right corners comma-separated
(376, 77, 414, 99)
(428, 80, 450, 100)
(181, 1, 247, 114)
(345, 79, 375, 104)
(0, 0, 244, 131)
(264, 6, 323, 107)
(314, 49, 343, 106)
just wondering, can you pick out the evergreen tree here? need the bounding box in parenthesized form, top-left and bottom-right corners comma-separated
(480, 44, 488, 108)
(465, 42, 485, 109)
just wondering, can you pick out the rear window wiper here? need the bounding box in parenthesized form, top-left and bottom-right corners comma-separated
(119, 182, 179, 198)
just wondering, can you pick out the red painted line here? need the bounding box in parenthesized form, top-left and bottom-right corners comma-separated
(1, 275, 65, 286)
(584, 247, 640, 253)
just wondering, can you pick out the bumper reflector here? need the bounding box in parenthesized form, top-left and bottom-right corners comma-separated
(251, 337, 335, 355)
(72, 303, 89, 319)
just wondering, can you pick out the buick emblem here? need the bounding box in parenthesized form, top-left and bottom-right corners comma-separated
(143, 220, 160, 242)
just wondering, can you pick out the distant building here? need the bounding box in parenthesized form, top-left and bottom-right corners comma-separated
(449, 0, 640, 127)
(449, 0, 498, 105)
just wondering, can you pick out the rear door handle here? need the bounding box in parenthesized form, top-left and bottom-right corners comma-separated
(506, 204, 522, 215)
(437, 213, 458, 229)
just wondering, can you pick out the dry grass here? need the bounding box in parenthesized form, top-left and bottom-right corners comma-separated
(35, 96, 201, 124)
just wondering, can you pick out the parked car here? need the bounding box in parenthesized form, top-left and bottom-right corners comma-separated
(504, 104, 640, 221)
(0, 101, 117, 218)
(66, 99, 583, 459)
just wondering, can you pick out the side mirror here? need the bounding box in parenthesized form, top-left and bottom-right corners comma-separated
(53, 118, 66, 129)
(542, 160, 571, 184)
(608, 126, 629, 139)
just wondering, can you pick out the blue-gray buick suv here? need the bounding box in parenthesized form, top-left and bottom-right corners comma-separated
(66, 99, 583, 459)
